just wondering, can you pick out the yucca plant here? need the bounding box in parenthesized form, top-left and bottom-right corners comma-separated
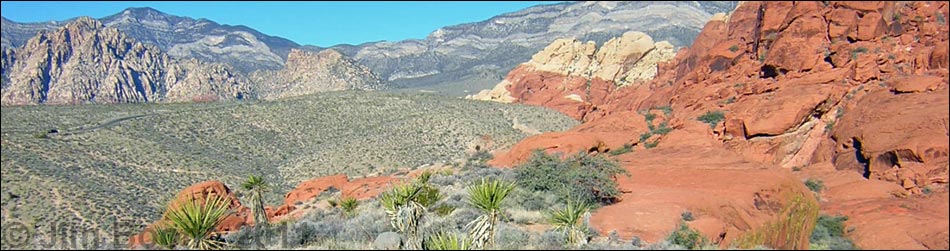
(149, 224, 180, 250)
(465, 178, 515, 250)
(340, 196, 359, 217)
(381, 182, 426, 250)
(547, 200, 591, 246)
(241, 175, 270, 228)
(424, 230, 470, 250)
(165, 195, 233, 250)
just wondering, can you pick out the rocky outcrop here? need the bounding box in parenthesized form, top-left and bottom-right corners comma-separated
(250, 49, 383, 99)
(468, 31, 676, 120)
(130, 174, 395, 248)
(830, 88, 949, 193)
(0, 17, 253, 105)
(128, 180, 250, 248)
(489, 1, 949, 249)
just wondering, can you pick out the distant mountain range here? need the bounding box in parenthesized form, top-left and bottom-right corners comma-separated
(1, 1, 737, 104)
(0, 17, 380, 105)
(321, 1, 737, 94)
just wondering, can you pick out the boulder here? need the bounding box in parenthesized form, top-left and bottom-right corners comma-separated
(373, 232, 403, 250)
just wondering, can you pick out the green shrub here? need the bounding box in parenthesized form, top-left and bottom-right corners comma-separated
(729, 45, 740, 52)
(805, 179, 824, 193)
(608, 144, 633, 156)
(432, 204, 457, 217)
(666, 222, 708, 250)
(639, 132, 653, 142)
(643, 140, 659, 149)
(697, 111, 725, 129)
(851, 47, 869, 60)
(515, 151, 628, 206)
(652, 122, 672, 135)
(416, 174, 443, 209)
(656, 105, 673, 116)
(644, 113, 657, 122)
(809, 215, 856, 250)
(33, 131, 50, 139)
(681, 211, 695, 222)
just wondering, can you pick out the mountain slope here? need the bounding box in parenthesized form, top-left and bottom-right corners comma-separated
(1, 17, 253, 105)
(327, 1, 737, 95)
(0, 91, 579, 249)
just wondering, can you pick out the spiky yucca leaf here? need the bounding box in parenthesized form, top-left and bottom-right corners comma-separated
(547, 200, 591, 245)
(417, 170, 433, 184)
(165, 195, 232, 250)
(149, 224, 180, 250)
(381, 182, 423, 214)
(466, 178, 515, 215)
(340, 196, 359, 217)
(425, 230, 470, 250)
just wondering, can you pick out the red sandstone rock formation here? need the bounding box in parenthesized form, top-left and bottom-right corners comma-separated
(489, 1, 948, 249)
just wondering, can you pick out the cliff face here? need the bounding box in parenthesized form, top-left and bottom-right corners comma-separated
(0, 17, 253, 105)
(250, 49, 383, 99)
(488, 1, 949, 249)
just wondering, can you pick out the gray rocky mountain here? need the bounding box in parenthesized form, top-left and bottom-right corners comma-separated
(322, 1, 737, 95)
(0, 17, 254, 105)
(0, 17, 381, 105)
(2, 7, 299, 73)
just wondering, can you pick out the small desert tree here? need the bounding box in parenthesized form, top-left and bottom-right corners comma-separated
(241, 175, 270, 228)
(466, 178, 516, 250)
(381, 182, 426, 250)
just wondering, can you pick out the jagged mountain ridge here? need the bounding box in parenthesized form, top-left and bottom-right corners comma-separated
(0, 17, 254, 105)
(0, 17, 380, 105)
(2, 7, 299, 73)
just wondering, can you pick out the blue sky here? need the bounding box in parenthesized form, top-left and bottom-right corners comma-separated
(1, 1, 560, 47)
